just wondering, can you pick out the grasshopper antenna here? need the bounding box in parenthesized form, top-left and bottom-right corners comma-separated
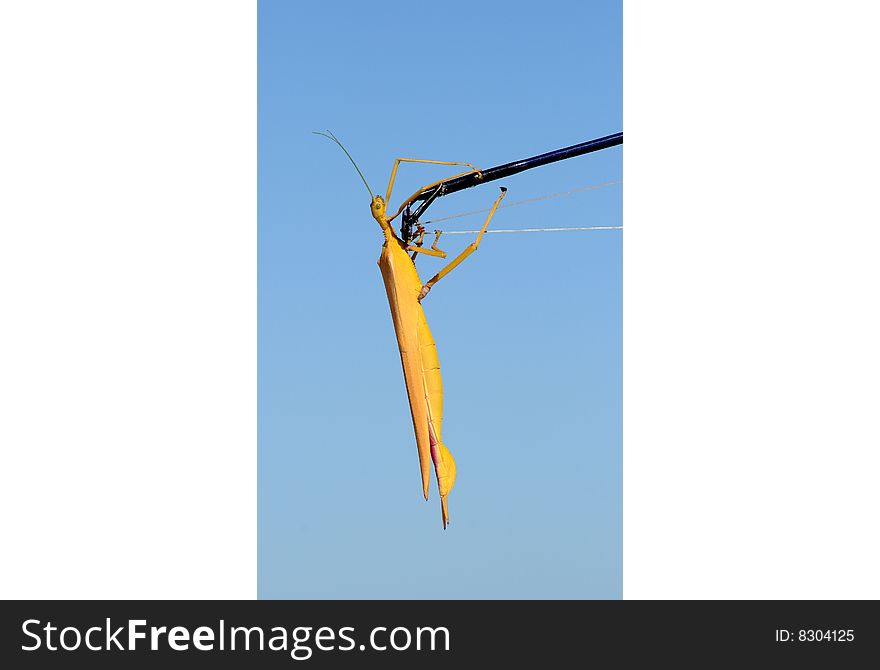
(312, 130, 374, 199)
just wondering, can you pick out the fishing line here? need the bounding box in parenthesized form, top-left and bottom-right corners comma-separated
(421, 179, 622, 225)
(441, 225, 622, 235)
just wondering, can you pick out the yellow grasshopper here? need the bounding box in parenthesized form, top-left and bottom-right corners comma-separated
(316, 131, 506, 528)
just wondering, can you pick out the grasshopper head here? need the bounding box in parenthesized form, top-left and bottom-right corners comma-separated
(371, 195, 391, 232)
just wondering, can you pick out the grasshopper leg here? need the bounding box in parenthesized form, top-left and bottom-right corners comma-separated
(418, 187, 507, 301)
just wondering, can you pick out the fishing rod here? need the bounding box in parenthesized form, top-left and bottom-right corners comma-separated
(401, 132, 622, 242)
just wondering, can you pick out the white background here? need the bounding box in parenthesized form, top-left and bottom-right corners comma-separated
(1, 2, 878, 599)
(0, 1, 255, 598)
(625, 2, 880, 598)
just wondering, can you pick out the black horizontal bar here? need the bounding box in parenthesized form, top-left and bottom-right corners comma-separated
(415, 132, 622, 201)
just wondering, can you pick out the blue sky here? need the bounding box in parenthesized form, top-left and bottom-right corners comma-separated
(258, 0, 622, 598)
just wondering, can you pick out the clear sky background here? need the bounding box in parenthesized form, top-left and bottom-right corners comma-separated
(259, 0, 621, 598)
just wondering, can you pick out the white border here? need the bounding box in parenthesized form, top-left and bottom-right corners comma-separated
(0, 1, 256, 599)
(625, 2, 880, 598)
